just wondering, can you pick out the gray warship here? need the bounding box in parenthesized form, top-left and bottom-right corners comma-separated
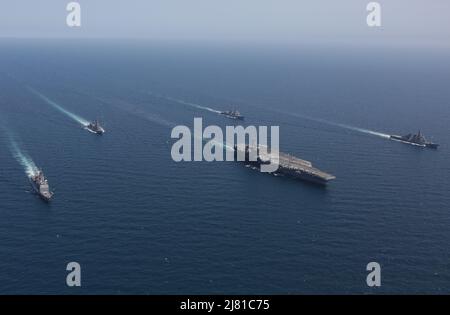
(85, 120, 105, 135)
(220, 110, 244, 120)
(234, 144, 336, 185)
(390, 131, 439, 149)
(29, 170, 54, 202)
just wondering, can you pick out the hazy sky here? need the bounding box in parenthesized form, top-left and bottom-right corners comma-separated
(1, 0, 449, 45)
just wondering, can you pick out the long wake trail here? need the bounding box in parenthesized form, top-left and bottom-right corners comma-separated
(150, 92, 389, 139)
(27, 87, 90, 126)
(94, 95, 234, 154)
(95, 96, 176, 128)
(332, 122, 390, 139)
(3, 130, 38, 177)
(149, 92, 222, 114)
(287, 112, 390, 139)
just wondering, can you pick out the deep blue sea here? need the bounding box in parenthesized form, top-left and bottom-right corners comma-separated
(0, 39, 449, 294)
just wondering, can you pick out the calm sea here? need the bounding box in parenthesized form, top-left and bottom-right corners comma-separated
(0, 39, 449, 294)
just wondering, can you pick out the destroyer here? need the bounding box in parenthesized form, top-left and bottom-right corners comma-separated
(29, 170, 53, 202)
(220, 110, 244, 120)
(390, 131, 439, 149)
(234, 144, 336, 185)
(85, 120, 105, 135)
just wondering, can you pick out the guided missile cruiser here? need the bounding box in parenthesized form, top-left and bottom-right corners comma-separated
(29, 169, 54, 202)
(390, 130, 439, 149)
(85, 120, 105, 135)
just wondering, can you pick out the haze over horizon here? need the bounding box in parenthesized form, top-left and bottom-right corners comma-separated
(0, 0, 449, 49)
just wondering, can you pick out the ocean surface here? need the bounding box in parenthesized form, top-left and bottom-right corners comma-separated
(0, 39, 449, 294)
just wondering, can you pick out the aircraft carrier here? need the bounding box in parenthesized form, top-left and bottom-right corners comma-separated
(234, 144, 336, 185)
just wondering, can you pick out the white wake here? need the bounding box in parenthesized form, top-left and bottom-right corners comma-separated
(149, 92, 222, 114)
(28, 87, 90, 126)
(288, 112, 390, 139)
(8, 136, 38, 177)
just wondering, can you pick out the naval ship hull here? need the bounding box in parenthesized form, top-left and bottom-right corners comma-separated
(390, 135, 439, 149)
(277, 167, 334, 185)
(85, 126, 105, 135)
(234, 145, 336, 185)
(220, 113, 244, 120)
(243, 160, 334, 185)
(29, 178, 52, 202)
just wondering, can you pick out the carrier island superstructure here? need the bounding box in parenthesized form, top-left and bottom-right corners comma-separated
(234, 144, 336, 185)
